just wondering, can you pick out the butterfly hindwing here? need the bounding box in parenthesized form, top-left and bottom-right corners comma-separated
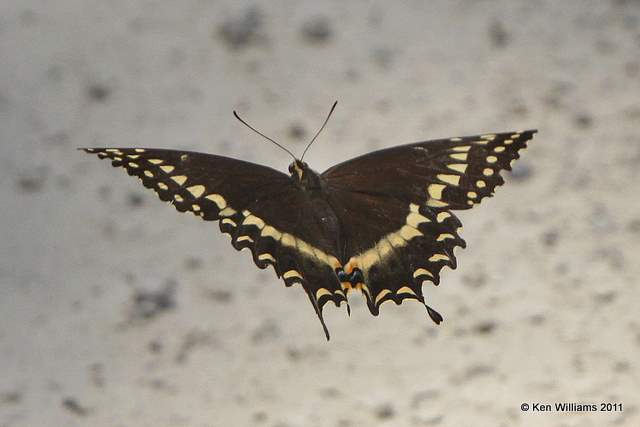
(82, 148, 346, 338)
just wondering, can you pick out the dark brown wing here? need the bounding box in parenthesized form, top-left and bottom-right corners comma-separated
(322, 130, 536, 320)
(81, 148, 346, 339)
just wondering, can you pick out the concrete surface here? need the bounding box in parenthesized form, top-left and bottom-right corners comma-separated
(1, 1, 639, 426)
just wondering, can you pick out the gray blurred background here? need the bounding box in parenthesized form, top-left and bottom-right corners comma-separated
(1, 1, 639, 426)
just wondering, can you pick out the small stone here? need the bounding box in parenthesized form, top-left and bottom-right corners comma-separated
(288, 122, 307, 141)
(301, 16, 332, 44)
(217, 7, 264, 50)
(87, 84, 110, 102)
(472, 320, 497, 335)
(62, 397, 90, 416)
(574, 113, 593, 129)
(126, 192, 145, 207)
(374, 402, 395, 420)
(489, 20, 509, 48)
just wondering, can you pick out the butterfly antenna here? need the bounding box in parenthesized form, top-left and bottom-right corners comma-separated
(233, 110, 297, 161)
(300, 100, 338, 161)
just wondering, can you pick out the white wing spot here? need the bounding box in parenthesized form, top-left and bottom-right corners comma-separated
(186, 185, 205, 198)
(428, 184, 446, 199)
(476, 180, 486, 188)
(452, 146, 471, 152)
(450, 153, 468, 161)
(284, 270, 303, 280)
(158, 183, 168, 190)
(437, 174, 461, 186)
(487, 156, 498, 164)
(436, 212, 451, 222)
(493, 146, 506, 153)
(447, 163, 468, 173)
(160, 165, 175, 173)
(205, 194, 226, 209)
(483, 168, 494, 176)
(171, 175, 187, 186)
(429, 253, 450, 262)
(174, 194, 184, 202)
(149, 159, 164, 165)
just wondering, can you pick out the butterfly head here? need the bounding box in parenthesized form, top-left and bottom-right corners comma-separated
(288, 159, 307, 181)
(289, 159, 324, 191)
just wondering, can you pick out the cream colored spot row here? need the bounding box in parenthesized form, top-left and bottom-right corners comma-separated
(467, 191, 477, 199)
(406, 211, 430, 228)
(436, 233, 455, 242)
(158, 183, 168, 190)
(187, 185, 205, 198)
(316, 288, 332, 300)
(106, 149, 121, 153)
(236, 235, 253, 243)
(258, 253, 276, 263)
(450, 153, 468, 161)
(171, 175, 187, 186)
(476, 180, 486, 188)
(144, 170, 154, 178)
(427, 199, 448, 208)
(283, 270, 303, 280)
(449, 137, 462, 142)
(413, 268, 433, 278)
(447, 163, 468, 173)
(243, 214, 265, 229)
(205, 194, 226, 209)
(192, 204, 201, 212)
(452, 146, 471, 152)
(160, 165, 175, 173)
(134, 148, 145, 153)
(429, 253, 450, 262)
(436, 212, 451, 222)
(483, 168, 494, 176)
(114, 156, 122, 161)
(437, 174, 461, 186)
(219, 207, 236, 217)
(127, 155, 140, 159)
(375, 289, 392, 305)
(149, 159, 164, 165)
(345, 203, 427, 275)
(129, 162, 139, 168)
(397, 286, 417, 296)
(504, 139, 513, 145)
(494, 146, 505, 153)
(428, 184, 446, 199)
(221, 218, 236, 227)
(487, 156, 498, 164)
(174, 194, 184, 202)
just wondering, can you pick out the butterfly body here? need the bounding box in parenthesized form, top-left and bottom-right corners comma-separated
(82, 129, 537, 339)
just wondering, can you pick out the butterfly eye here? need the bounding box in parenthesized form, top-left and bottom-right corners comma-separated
(288, 164, 294, 174)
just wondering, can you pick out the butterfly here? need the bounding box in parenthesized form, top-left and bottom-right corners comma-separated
(81, 101, 537, 340)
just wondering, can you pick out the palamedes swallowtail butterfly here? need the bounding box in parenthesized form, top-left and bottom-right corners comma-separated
(81, 101, 536, 339)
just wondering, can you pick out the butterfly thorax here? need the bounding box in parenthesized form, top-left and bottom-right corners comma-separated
(289, 160, 324, 192)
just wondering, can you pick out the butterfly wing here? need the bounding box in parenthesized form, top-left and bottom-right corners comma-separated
(322, 130, 537, 320)
(82, 148, 346, 339)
